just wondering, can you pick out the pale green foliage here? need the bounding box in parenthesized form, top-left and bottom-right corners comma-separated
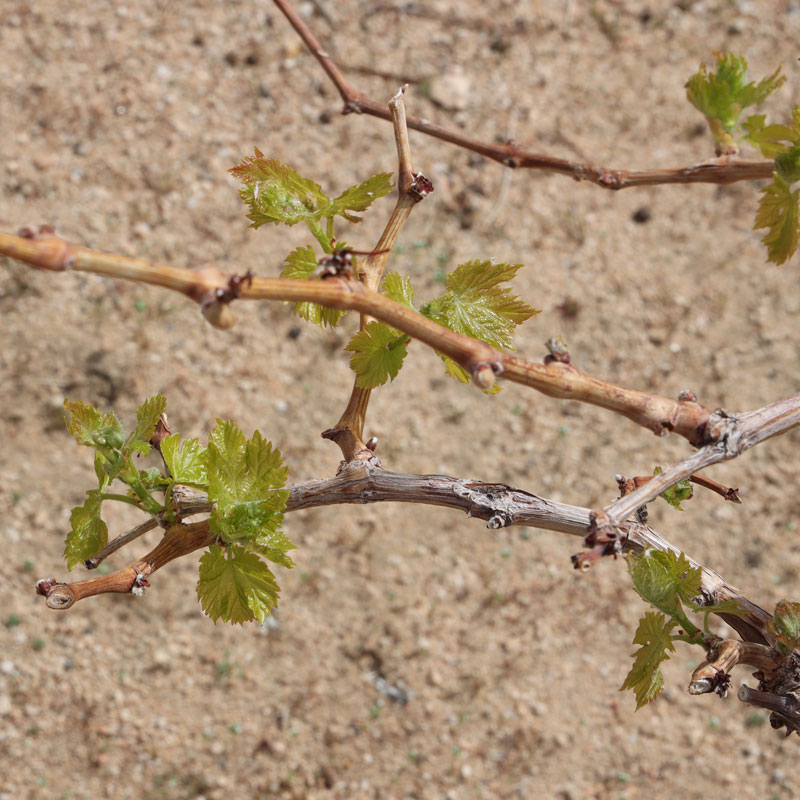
(381, 271, 415, 309)
(741, 114, 794, 158)
(127, 393, 167, 453)
(230, 149, 392, 228)
(686, 53, 784, 132)
(197, 544, 281, 625)
(63, 398, 293, 623)
(62, 395, 169, 566)
(623, 548, 747, 708)
(346, 322, 410, 388)
(280, 245, 345, 327)
(628, 549, 701, 619)
(160, 433, 207, 485)
(420, 260, 538, 391)
(684, 55, 800, 263)
(619, 611, 676, 709)
(768, 600, 800, 655)
(329, 173, 394, 221)
(345, 272, 415, 388)
(755, 174, 800, 265)
(206, 420, 293, 565)
(64, 491, 108, 570)
(653, 466, 693, 511)
(64, 399, 124, 452)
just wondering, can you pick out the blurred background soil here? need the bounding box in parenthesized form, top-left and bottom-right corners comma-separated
(2, 1, 800, 798)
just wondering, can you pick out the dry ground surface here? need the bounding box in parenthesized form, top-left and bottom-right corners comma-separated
(2, 1, 800, 798)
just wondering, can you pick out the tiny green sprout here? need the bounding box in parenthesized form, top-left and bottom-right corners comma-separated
(10, 490, 21, 503)
(230, 723, 242, 735)
(499, 547, 512, 559)
(32, 637, 45, 651)
(4, 614, 21, 628)
(133, 298, 147, 312)
(22, 560, 34, 573)
(369, 704, 382, 718)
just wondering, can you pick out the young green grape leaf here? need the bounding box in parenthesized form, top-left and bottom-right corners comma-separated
(125, 393, 167, 455)
(775, 142, 800, 185)
(768, 600, 800, 655)
(421, 260, 537, 350)
(628, 549, 702, 619)
(741, 115, 794, 158)
(330, 172, 393, 221)
(230, 149, 332, 228)
(686, 53, 784, 132)
(281, 245, 345, 327)
(64, 490, 108, 570)
(420, 260, 537, 392)
(161, 433, 207, 485)
(346, 322, 410, 389)
(653, 466, 693, 510)
(64, 399, 124, 452)
(381, 271, 415, 309)
(620, 611, 677, 709)
(197, 544, 280, 624)
(253, 521, 297, 569)
(754, 174, 800, 265)
(207, 421, 291, 553)
(137, 467, 168, 491)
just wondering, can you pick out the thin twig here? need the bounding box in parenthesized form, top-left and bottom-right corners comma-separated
(0, 228, 714, 447)
(626, 472, 741, 504)
(271, 0, 775, 189)
(83, 518, 158, 569)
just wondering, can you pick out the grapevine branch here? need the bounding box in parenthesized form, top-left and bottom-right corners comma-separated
(35, 459, 800, 727)
(272, 0, 774, 189)
(323, 85, 433, 459)
(0, 228, 714, 449)
(590, 395, 800, 534)
(35, 460, 771, 641)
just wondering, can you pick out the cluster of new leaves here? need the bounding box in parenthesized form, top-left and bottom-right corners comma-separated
(231, 154, 538, 390)
(622, 549, 744, 709)
(686, 53, 800, 264)
(231, 149, 393, 326)
(64, 396, 293, 625)
(346, 262, 539, 391)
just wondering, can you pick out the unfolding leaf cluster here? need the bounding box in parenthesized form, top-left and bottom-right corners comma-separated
(63, 395, 293, 625)
(686, 53, 800, 264)
(622, 549, 745, 709)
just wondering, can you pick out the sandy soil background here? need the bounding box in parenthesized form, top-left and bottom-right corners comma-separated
(3, 1, 800, 798)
